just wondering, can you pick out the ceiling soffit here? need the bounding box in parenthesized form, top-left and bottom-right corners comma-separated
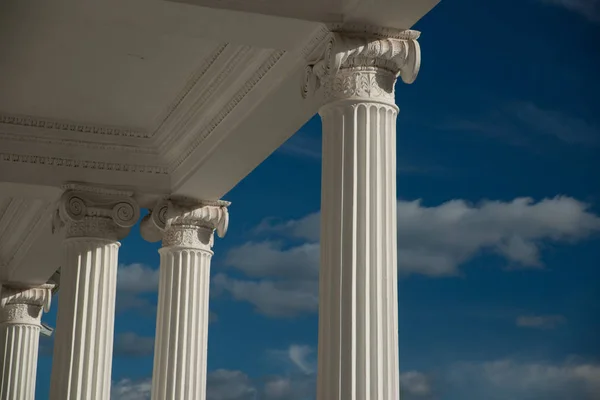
(0, 24, 329, 193)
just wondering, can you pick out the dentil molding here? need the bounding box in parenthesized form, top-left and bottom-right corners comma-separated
(52, 184, 141, 240)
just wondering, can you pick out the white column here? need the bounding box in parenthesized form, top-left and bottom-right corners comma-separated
(140, 198, 229, 400)
(0, 284, 53, 400)
(303, 28, 421, 400)
(49, 184, 139, 400)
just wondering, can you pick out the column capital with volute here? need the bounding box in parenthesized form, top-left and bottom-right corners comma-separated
(52, 183, 140, 240)
(141, 197, 230, 400)
(302, 25, 421, 105)
(0, 283, 54, 400)
(0, 283, 54, 326)
(140, 197, 229, 249)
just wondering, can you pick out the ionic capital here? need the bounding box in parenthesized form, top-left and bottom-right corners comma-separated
(0, 284, 54, 325)
(53, 183, 140, 240)
(302, 26, 421, 103)
(140, 197, 230, 249)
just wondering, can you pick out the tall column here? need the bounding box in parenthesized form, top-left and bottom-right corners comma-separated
(49, 184, 139, 400)
(140, 198, 229, 400)
(0, 284, 53, 400)
(303, 27, 421, 400)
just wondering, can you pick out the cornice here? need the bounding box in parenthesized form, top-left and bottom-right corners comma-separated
(170, 49, 286, 171)
(300, 24, 332, 61)
(152, 44, 229, 137)
(0, 114, 148, 138)
(157, 45, 255, 152)
(327, 23, 421, 40)
(0, 132, 157, 154)
(0, 152, 169, 175)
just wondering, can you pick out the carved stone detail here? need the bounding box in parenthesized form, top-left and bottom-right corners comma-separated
(0, 114, 147, 138)
(302, 28, 421, 103)
(170, 50, 285, 171)
(53, 184, 140, 240)
(0, 152, 168, 175)
(140, 198, 229, 249)
(0, 284, 54, 325)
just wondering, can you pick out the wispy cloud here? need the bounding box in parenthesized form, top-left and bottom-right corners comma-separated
(538, 0, 600, 22)
(447, 358, 600, 399)
(516, 314, 567, 329)
(112, 358, 600, 400)
(117, 263, 160, 293)
(442, 101, 599, 149)
(213, 274, 318, 317)
(268, 344, 316, 375)
(115, 264, 159, 317)
(114, 332, 155, 357)
(278, 135, 322, 160)
(215, 196, 600, 317)
(400, 371, 434, 398)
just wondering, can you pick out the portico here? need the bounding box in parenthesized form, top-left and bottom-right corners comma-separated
(0, 0, 439, 398)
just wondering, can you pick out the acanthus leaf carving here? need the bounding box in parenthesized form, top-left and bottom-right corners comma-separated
(301, 28, 421, 103)
(0, 284, 54, 325)
(140, 197, 229, 249)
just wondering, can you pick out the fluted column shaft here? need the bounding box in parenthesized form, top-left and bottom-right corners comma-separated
(307, 29, 421, 400)
(144, 199, 229, 400)
(50, 239, 119, 399)
(0, 285, 53, 400)
(49, 185, 139, 400)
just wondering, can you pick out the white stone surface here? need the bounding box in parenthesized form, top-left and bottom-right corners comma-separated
(0, 284, 53, 400)
(143, 199, 229, 400)
(308, 28, 421, 400)
(49, 185, 139, 400)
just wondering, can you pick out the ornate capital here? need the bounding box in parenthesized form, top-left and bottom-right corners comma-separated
(0, 284, 54, 325)
(53, 183, 140, 240)
(141, 197, 229, 249)
(302, 27, 421, 103)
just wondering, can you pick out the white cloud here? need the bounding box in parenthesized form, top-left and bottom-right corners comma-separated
(288, 345, 314, 374)
(539, 0, 600, 22)
(400, 371, 433, 397)
(269, 344, 316, 375)
(206, 370, 257, 400)
(256, 196, 600, 277)
(115, 264, 159, 316)
(447, 358, 600, 399)
(516, 314, 567, 329)
(216, 196, 600, 316)
(117, 263, 160, 293)
(225, 241, 319, 280)
(112, 370, 257, 400)
(112, 378, 152, 400)
(442, 101, 600, 148)
(114, 332, 155, 357)
(212, 274, 318, 317)
(263, 378, 292, 399)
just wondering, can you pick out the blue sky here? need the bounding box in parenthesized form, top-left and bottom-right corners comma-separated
(36, 0, 600, 398)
